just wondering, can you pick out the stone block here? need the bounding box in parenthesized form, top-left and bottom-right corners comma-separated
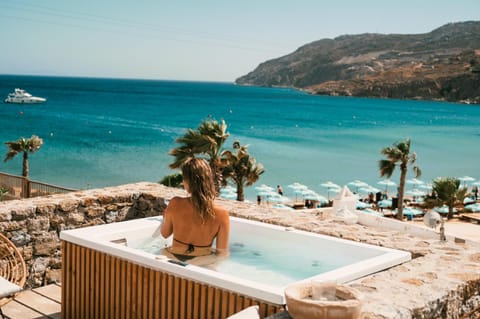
(80, 197, 98, 207)
(66, 212, 85, 225)
(0, 210, 12, 222)
(58, 199, 79, 212)
(11, 231, 31, 246)
(12, 206, 35, 221)
(36, 203, 56, 215)
(85, 206, 105, 218)
(97, 195, 114, 205)
(33, 232, 59, 256)
(27, 216, 50, 232)
(45, 268, 62, 284)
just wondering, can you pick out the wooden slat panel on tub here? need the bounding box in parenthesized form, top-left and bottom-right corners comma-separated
(61, 241, 285, 319)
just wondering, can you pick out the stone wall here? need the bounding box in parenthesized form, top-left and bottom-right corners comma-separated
(1, 182, 479, 318)
(0, 182, 178, 287)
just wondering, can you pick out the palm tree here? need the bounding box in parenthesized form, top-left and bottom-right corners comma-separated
(379, 138, 421, 220)
(221, 141, 264, 201)
(158, 173, 183, 188)
(4, 135, 43, 178)
(169, 119, 229, 192)
(431, 177, 468, 220)
(4, 135, 43, 198)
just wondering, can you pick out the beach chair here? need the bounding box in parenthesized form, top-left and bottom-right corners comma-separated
(0, 233, 26, 318)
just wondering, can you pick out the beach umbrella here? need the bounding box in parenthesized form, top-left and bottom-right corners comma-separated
(406, 178, 424, 189)
(465, 203, 480, 212)
(220, 185, 236, 194)
(256, 190, 276, 197)
(418, 183, 433, 192)
(378, 199, 392, 208)
(405, 189, 426, 197)
(287, 182, 308, 191)
(377, 179, 396, 193)
(359, 186, 380, 194)
(458, 176, 475, 187)
(435, 205, 457, 214)
(464, 197, 476, 205)
(320, 181, 340, 189)
(458, 176, 475, 183)
(266, 194, 290, 203)
(254, 184, 274, 192)
(347, 180, 368, 192)
(303, 193, 328, 204)
(397, 207, 423, 218)
(356, 201, 372, 209)
(320, 181, 341, 200)
(220, 191, 237, 200)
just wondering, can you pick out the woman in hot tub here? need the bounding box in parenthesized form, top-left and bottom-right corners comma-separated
(160, 158, 230, 263)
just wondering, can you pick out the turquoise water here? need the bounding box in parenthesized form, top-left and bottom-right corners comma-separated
(1, 75, 479, 200)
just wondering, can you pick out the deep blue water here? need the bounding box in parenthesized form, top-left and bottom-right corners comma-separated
(1, 75, 479, 200)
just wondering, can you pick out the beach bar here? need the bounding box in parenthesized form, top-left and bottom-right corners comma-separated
(60, 216, 411, 319)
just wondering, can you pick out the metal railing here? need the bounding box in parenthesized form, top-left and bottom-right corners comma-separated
(0, 172, 77, 199)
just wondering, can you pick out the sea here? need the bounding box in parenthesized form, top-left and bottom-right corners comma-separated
(1, 75, 479, 201)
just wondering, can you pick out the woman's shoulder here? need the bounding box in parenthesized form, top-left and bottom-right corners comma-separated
(214, 204, 229, 218)
(168, 196, 190, 207)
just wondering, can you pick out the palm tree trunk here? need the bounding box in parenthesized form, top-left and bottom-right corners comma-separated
(22, 152, 30, 198)
(448, 205, 454, 220)
(22, 152, 29, 178)
(397, 166, 407, 220)
(236, 184, 245, 202)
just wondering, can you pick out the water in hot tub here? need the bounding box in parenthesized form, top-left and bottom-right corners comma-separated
(129, 225, 381, 288)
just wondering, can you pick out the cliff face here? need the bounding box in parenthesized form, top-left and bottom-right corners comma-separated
(235, 21, 480, 103)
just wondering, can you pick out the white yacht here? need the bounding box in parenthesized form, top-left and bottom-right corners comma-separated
(4, 88, 46, 103)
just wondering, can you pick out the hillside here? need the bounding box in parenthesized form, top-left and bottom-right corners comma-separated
(235, 21, 480, 103)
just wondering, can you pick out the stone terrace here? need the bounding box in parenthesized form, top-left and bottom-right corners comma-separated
(0, 182, 479, 319)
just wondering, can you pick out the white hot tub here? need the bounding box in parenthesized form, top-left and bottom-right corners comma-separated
(60, 216, 411, 307)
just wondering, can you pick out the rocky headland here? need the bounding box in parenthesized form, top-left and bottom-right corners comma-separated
(236, 21, 480, 104)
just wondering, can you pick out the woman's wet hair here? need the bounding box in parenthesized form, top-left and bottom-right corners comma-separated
(181, 158, 216, 221)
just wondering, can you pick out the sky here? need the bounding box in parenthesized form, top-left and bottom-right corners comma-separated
(0, 0, 479, 82)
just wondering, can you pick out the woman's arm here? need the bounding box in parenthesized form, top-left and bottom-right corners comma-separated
(214, 208, 230, 256)
(160, 198, 175, 238)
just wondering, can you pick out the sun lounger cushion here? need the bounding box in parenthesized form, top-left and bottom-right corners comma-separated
(0, 276, 22, 299)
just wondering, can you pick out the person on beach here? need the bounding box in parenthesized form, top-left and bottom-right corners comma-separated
(277, 185, 283, 196)
(160, 158, 230, 263)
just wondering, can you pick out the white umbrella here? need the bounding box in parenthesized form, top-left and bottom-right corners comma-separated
(458, 176, 475, 183)
(465, 203, 480, 212)
(266, 194, 290, 203)
(347, 180, 368, 192)
(303, 193, 328, 203)
(220, 192, 237, 200)
(377, 179, 396, 193)
(220, 185, 236, 194)
(418, 183, 433, 191)
(254, 184, 274, 192)
(359, 186, 380, 194)
(458, 176, 475, 187)
(287, 182, 308, 190)
(405, 189, 426, 197)
(320, 181, 341, 200)
(435, 205, 457, 214)
(406, 178, 424, 188)
(320, 181, 340, 189)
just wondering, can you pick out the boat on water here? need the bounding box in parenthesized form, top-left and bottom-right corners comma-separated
(4, 88, 46, 103)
